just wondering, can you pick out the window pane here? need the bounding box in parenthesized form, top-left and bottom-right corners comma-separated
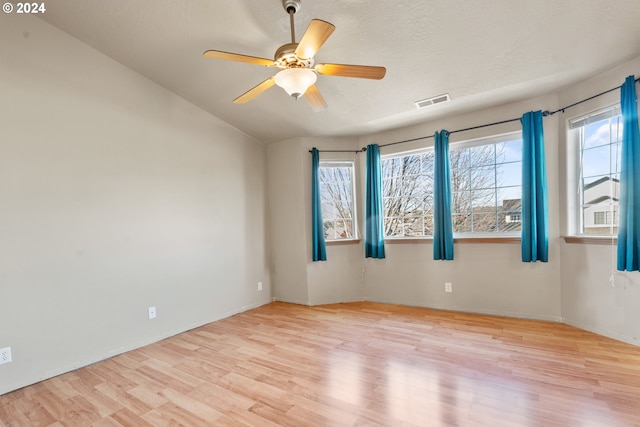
(451, 168, 471, 192)
(421, 152, 435, 174)
(450, 148, 470, 170)
(470, 166, 496, 190)
(424, 214, 434, 235)
(323, 220, 336, 240)
(469, 144, 495, 167)
(499, 140, 522, 162)
(499, 211, 522, 232)
(334, 219, 353, 239)
(583, 145, 611, 178)
(452, 191, 472, 214)
(404, 216, 423, 237)
(497, 162, 521, 187)
(384, 217, 403, 237)
(387, 157, 404, 176)
(321, 202, 335, 218)
(472, 212, 497, 232)
(452, 213, 471, 233)
(584, 122, 612, 149)
(472, 189, 496, 212)
(498, 187, 521, 206)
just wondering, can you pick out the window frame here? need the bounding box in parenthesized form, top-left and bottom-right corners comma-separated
(318, 160, 358, 242)
(568, 104, 622, 237)
(381, 148, 435, 238)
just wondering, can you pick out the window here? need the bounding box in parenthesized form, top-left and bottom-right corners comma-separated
(319, 161, 356, 240)
(449, 136, 522, 234)
(382, 151, 434, 237)
(381, 133, 522, 237)
(571, 107, 622, 235)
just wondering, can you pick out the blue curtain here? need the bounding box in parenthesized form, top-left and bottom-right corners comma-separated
(617, 76, 640, 271)
(433, 130, 454, 260)
(365, 144, 385, 258)
(311, 148, 327, 261)
(521, 110, 548, 262)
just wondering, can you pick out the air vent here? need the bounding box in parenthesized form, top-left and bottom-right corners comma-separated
(414, 93, 451, 109)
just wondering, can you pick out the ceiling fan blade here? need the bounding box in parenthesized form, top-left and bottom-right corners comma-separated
(316, 63, 386, 80)
(304, 84, 327, 112)
(203, 50, 276, 67)
(233, 78, 276, 104)
(295, 19, 336, 60)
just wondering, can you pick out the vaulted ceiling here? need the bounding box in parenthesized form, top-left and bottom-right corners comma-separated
(40, 0, 640, 143)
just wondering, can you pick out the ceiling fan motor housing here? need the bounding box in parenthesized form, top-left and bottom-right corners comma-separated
(275, 43, 314, 69)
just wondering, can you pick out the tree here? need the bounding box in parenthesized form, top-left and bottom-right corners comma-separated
(319, 165, 354, 239)
(382, 152, 433, 236)
(449, 144, 503, 233)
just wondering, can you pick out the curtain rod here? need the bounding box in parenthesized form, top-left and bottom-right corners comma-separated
(373, 116, 522, 149)
(545, 76, 640, 116)
(307, 149, 366, 153)
(360, 75, 640, 151)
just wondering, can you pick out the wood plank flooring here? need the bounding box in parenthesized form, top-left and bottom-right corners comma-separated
(1, 302, 640, 426)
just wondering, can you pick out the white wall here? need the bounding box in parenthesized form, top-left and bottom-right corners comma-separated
(0, 16, 270, 395)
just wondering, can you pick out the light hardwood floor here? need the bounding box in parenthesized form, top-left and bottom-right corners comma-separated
(1, 302, 640, 426)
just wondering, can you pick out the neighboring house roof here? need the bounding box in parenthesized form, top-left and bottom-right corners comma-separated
(500, 221, 521, 232)
(585, 195, 619, 206)
(584, 176, 620, 190)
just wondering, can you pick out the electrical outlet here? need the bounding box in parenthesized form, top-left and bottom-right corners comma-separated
(445, 282, 453, 293)
(0, 347, 12, 365)
(148, 306, 156, 319)
(258, 281, 263, 291)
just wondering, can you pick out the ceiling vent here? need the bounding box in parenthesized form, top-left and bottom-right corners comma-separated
(414, 93, 451, 109)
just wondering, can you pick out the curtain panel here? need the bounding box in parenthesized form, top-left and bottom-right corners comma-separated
(365, 144, 385, 259)
(617, 75, 640, 271)
(521, 110, 548, 262)
(433, 130, 454, 260)
(311, 147, 327, 261)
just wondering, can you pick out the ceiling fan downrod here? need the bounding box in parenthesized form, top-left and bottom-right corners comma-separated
(282, 0, 301, 43)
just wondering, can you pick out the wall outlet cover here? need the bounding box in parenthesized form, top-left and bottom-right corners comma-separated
(0, 347, 12, 364)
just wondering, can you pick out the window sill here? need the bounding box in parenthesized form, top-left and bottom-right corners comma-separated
(326, 239, 361, 246)
(563, 236, 617, 245)
(385, 236, 520, 244)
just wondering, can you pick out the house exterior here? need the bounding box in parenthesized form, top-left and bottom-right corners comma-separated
(583, 176, 619, 235)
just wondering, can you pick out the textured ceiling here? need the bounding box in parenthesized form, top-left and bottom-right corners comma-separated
(39, 0, 640, 143)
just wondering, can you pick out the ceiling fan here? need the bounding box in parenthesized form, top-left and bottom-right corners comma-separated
(203, 0, 386, 112)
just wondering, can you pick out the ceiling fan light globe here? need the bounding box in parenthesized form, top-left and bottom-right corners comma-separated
(274, 68, 317, 98)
